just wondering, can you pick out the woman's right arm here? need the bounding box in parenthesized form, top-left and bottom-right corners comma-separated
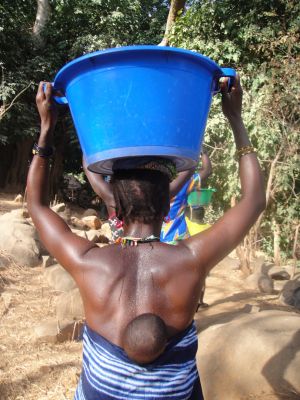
(185, 75, 266, 273)
(82, 157, 116, 214)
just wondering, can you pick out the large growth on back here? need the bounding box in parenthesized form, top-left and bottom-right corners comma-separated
(123, 313, 168, 365)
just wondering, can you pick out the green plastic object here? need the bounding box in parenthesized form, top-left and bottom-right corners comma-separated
(187, 188, 216, 207)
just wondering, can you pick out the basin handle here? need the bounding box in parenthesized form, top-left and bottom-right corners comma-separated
(213, 68, 236, 95)
(43, 83, 68, 105)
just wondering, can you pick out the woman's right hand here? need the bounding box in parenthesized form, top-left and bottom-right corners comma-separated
(36, 82, 58, 135)
(220, 74, 243, 122)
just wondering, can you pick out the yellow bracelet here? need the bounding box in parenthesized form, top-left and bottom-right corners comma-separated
(236, 145, 256, 160)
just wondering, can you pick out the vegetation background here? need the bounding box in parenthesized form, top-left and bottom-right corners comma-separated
(0, 0, 299, 263)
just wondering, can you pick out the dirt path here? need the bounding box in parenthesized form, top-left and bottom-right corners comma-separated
(195, 261, 293, 333)
(0, 260, 292, 400)
(0, 194, 296, 399)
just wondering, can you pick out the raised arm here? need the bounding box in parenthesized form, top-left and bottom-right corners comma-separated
(185, 75, 266, 273)
(169, 150, 212, 198)
(82, 158, 116, 216)
(27, 82, 96, 275)
(169, 169, 194, 198)
(198, 150, 212, 181)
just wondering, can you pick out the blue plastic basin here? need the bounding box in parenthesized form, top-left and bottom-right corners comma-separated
(53, 46, 235, 174)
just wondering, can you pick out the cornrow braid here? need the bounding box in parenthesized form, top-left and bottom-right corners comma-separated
(111, 169, 170, 225)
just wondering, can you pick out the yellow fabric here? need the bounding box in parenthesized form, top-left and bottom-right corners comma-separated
(185, 218, 211, 236)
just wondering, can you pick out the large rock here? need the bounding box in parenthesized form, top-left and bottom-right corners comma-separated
(71, 216, 88, 230)
(251, 255, 266, 274)
(268, 265, 291, 280)
(244, 272, 274, 293)
(14, 194, 23, 203)
(2, 208, 29, 221)
(57, 210, 71, 223)
(99, 222, 112, 242)
(85, 229, 100, 243)
(51, 203, 66, 213)
(279, 273, 300, 309)
(42, 255, 56, 268)
(0, 211, 42, 267)
(82, 208, 98, 218)
(56, 288, 84, 321)
(44, 264, 77, 292)
(197, 310, 300, 400)
(81, 216, 102, 230)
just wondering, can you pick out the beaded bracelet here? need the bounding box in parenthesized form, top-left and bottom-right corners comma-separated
(32, 143, 54, 158)
(236, 145, 256, 160)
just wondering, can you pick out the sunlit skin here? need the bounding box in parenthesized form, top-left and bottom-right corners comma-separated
(27, 76, 265, 349)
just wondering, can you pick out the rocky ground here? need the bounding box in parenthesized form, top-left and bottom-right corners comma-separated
(0, 193, 299, 400)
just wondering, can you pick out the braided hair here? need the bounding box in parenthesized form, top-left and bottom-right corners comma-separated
(111, 169, 170, 225)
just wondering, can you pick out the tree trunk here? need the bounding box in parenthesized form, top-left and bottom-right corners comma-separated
(273, 219, 281, 266)
(292, 224, 300, 278)
(0, 138, 34, 192)
(252, 142, 284, 249)
(231, 196, 252, 275)
(159, 0, 187, 46)
(33, 0, 51, 47)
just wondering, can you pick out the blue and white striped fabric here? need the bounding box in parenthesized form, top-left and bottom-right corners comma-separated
(74, 322, 200, 400)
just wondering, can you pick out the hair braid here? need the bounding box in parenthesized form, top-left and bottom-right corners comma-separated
(111, 169, 170, 225)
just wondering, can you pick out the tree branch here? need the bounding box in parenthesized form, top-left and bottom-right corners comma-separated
(253, 141, 284, 235)
(0, 82, 33, 120)
(159, 0, 187, 46)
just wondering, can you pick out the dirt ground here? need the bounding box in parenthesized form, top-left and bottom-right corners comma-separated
(0, 193, 298, 400)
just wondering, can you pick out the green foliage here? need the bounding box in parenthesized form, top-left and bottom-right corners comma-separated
(1, 0, 299, 260)
(170, 0, 299, 259)
(0, 0, 168, 144)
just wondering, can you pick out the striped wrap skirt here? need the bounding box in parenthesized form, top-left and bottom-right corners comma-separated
(74, 322, 203, 399)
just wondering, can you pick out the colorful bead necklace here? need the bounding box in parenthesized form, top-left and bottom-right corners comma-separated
(116, 235, 160, 248)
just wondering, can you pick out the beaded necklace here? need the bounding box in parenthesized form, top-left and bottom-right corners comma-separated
(116, 235, 160, 248)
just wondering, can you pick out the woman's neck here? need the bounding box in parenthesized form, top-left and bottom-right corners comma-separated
(123, 221, 162, 238)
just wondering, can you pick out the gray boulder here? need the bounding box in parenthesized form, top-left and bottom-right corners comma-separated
(99, 222, 112, 242)
(82, 208, 98, 218)
(268, 265, 291, 280)
(42, 255, 56, 268)
(51, 203, 66, 213)
(14, 194, 23, 203)
(56, 288, 84, 321)
(279, 273, 300, 309)
(0, 211, 42, 267)
(244, 272, 274, 293)
(44, 264, 77, 292)
(85, 229, 101, 242)
(197, 310, 300, 400)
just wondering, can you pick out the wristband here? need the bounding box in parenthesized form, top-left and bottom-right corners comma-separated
(32, 143, 54, 158)
(235, 145, 256, 160)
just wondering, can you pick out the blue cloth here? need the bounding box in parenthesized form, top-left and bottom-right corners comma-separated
(160, 173, 201, 244)
(74, 322, 202, 400)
